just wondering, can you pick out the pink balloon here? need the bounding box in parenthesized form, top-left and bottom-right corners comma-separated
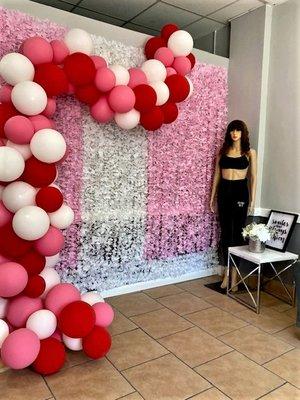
(128, 68, 147, 89)
(172, 56, 192, 76)
(7, 296, 42, 327)
(0, 201, 13, 227)
(91, 55, 107, 69)
(42, 98, 56, 118)
(0, 262, 28, 298)
(50, 40, 69, 64)
(45, 283, 81, 316)
(95, 67, 116, 92)
(0, 254, 11, 264)
(108, 85, 135, 113)
(34, 226, 65, 256)
(90, 96, 114, 123)
(29, 115, 54, 132)
(166, 67, 177, 77)
(4, 116, 35, 144)
(154, 47, 174, 67)
(0, 85, 12, 103)
(93, 302, 114, 328)
(1, 328, 40, 369)
(22, 36, 53, 65)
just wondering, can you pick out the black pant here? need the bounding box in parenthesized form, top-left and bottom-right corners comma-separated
(217, 178, 249, 264)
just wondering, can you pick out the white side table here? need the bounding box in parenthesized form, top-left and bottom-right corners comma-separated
(227, 245, 299, 313)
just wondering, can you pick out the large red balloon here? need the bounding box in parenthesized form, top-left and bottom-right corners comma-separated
(160, 102, 178, 124)
(0, 223, 32, 258)
(75, 84, 101, 105)
(63, 53, 96, 86)
(21, 157, 56, 187)
(17, 250, 46, 276)
(140, 106, 164, 131)
(165, 75, 190, 103)
(144, 37, 166, 59)
(0, 103, 17, 138)
(187, 53, 196, 68)
(161, 24, 179, 40)
(36, 186, 63, 213)
(32, 338, 66, 375)
(23, 275, 46, 298)
(58, 301, 96, 338)
(34, 63, 69, 97)
(82, 326, 111, 359)
(133, 84, 157, 113)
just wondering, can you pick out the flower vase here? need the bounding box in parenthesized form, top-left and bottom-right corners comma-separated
(248, 238, 266, 253)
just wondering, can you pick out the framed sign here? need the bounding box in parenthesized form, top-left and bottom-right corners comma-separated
(266, 210, 298, 252)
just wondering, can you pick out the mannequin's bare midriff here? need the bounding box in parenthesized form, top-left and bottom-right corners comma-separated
(221, 153, 249, 180)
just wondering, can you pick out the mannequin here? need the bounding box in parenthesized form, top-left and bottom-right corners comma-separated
(210, 120, 257, 290)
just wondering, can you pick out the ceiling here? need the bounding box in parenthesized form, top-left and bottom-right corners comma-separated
(30, 0, 289, 42)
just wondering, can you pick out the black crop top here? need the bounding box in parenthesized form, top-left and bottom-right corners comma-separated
(219, 154, 249, 170)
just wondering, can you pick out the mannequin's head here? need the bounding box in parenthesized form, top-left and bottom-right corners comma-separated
(220, 120, 250, 155)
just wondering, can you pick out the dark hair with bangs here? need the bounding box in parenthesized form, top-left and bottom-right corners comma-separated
(219, 120, 250, 156)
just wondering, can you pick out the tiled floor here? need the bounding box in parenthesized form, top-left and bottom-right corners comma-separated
(1, 274, 300, 400)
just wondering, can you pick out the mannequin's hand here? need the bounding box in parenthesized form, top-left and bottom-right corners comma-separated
(210, 199, 216, 213)
(247, 202, 254, 215)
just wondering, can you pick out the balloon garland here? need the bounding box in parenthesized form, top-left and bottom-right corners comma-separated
(0, 23, 195, 375)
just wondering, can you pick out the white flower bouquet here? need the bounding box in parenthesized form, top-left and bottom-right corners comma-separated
(242, 222, 275, 243)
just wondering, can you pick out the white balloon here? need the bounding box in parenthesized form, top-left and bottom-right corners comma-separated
(45, 253, 60, 268)
(0, 147, 25, 182)
(141, 59, 166, 83)
(40, 267, 61, 298)
(109, 65, 130, 85)
(63, 334, 82, 351)
(81, 292, 104, 306)
(26, 309, 57, 340)
(48, 204, 74, 230)
(30, 129, 66, 164)
(64, 28, 93, 55)
(0, 319, 9, 348)
(2, 181, 36, 213)
(6, 141, 32, 161)
(0, 298, 8, 319)
(149, 81, 170, 106)
(13, 205, 50, 240)
(168, 30, 194, 57)
(115, 109, 140, 130)
(186, 76, 194, 99)
(11, 81, 47, 116)
(0, 53, 34, 85)
(0, 185, 4, 200)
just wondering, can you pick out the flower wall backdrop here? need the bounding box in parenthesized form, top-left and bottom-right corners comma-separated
(0, 7, 227, 292)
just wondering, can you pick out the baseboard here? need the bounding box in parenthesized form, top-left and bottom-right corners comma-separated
(101, 265, 222, 298)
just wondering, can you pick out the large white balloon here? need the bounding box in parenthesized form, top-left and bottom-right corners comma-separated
(64, 28, 93, 55)
(30, 129, 66, 163)
(12, 205, 50, 240)
(6, 141, 32, 161)
(115, 109, 140, 130)
(141, 59, 166, 83)
(11, 81, 47, 116)
(0, 298, 8, 319)
(0, 319, 9, 348)
(63, 334, 82, 351)
(81, 292, 104, 306)
(0, 147, 25, 182)
(109, 65, 130, 86)
(2, 181, 36, 213)
(26, 310, 57, 340)
(45, 253, 60, 268)
(168, 30, 194, 57)
(48, 204, 74, 229)
(40, 267, 61, 297)
(149, 81, 170, 106)
(0, 53, 34, 85)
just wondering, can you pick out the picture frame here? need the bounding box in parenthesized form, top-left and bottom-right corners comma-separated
(265, 210, 298, 252)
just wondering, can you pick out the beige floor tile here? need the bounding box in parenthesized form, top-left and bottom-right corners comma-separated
(144, 284, 184, 299)
(260, 292, 287, 307)
(46, 357, 134, 400)
(0, 369, 51, 400)
(264, 348, 300, 388)
(62, 349, 90, 370)
(260, 383, 300, 400)
(186, 307, 248, 337)
(285, 307, 297, 319)
(159, 327, 232, 367)
(120, 393, 144, 400)
(205, 293, 247, 314)
(269, 302, 294, 313)
(108, 309, 137, 336)
(108, 293, 163, 317)
(176, 280, 216, 298)
(219, 325, 294, 364)
(123, 353, 211, 400)
(130, 308, 193, 339)
(190, 387, 230, 399)
(200, 275, 223, 284)
(158, 292, 212, 315)
(106, 329, 168, 370)
(195, 351, 284, 400)
(274, 326, 300, 347)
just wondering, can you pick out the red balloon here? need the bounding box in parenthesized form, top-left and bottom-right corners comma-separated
(32, 338, 66, 375)
(63, 53, 96, 86)
(36, 186, 63, 213)
(161, 24, 179, 40)
(0, 223, 32, 258)
(82, 326, 111, 359)
(0, 103, 17, 138)
(140, 106, 164, 131)
(160, 102, 178, 123)
(165, 74, 190, 103)
(75, 84, 101, 105)
(133, 84, 157, 113)
(23, 275, 46, 298)
(17, 250, 46, 276)
(21, 157, 56, 187)
(34, 63, 69, 97)
(144, 37, 166, 59)
(187, 53, 196, 68)
(58, 301, 96, 338)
